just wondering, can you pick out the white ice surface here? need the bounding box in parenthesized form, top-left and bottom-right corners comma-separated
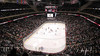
(23, 21, 66, 53)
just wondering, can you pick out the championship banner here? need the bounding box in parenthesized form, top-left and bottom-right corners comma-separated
(17, 0, 19, 4)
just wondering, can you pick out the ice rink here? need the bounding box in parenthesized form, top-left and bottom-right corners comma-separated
(23, 21, 66, 53)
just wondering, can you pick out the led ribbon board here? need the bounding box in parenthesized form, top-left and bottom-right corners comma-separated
(23, 21, 66, 53)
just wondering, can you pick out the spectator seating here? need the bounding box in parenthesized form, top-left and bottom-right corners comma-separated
(0, 13, 99, 56)
(82, 2, 100, 17)
(0, 2, 34, 17)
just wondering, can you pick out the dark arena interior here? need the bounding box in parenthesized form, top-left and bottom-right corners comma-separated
(0, 0, 100, 56)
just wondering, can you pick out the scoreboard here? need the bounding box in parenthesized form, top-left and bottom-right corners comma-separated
(45, 6, 57, 18)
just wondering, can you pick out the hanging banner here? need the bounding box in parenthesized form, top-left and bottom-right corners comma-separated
(21, 0, 22, 4)
(17, 0, 19, 4)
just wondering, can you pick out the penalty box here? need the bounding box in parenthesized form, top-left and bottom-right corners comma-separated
(23, 21, 66, 53)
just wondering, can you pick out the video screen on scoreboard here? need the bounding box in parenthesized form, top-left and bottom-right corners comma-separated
(47, 13, 53, 17)
(45, 6, 57, 12)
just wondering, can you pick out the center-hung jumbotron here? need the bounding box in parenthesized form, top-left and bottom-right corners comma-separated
(23, 21, 66, 53)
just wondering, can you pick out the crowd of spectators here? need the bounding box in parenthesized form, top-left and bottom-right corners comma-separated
(56, 14, 100, 56)
(0, 13, 100, 56)
(0, 0, 100, 56)
(0, 2, 34, 17)
(58, 3, 80, 11)
(37, 3, 46, 11)
(82, 1, 100, 17)
(0, 15, 47, 56)
(82, 9, 100, 17)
